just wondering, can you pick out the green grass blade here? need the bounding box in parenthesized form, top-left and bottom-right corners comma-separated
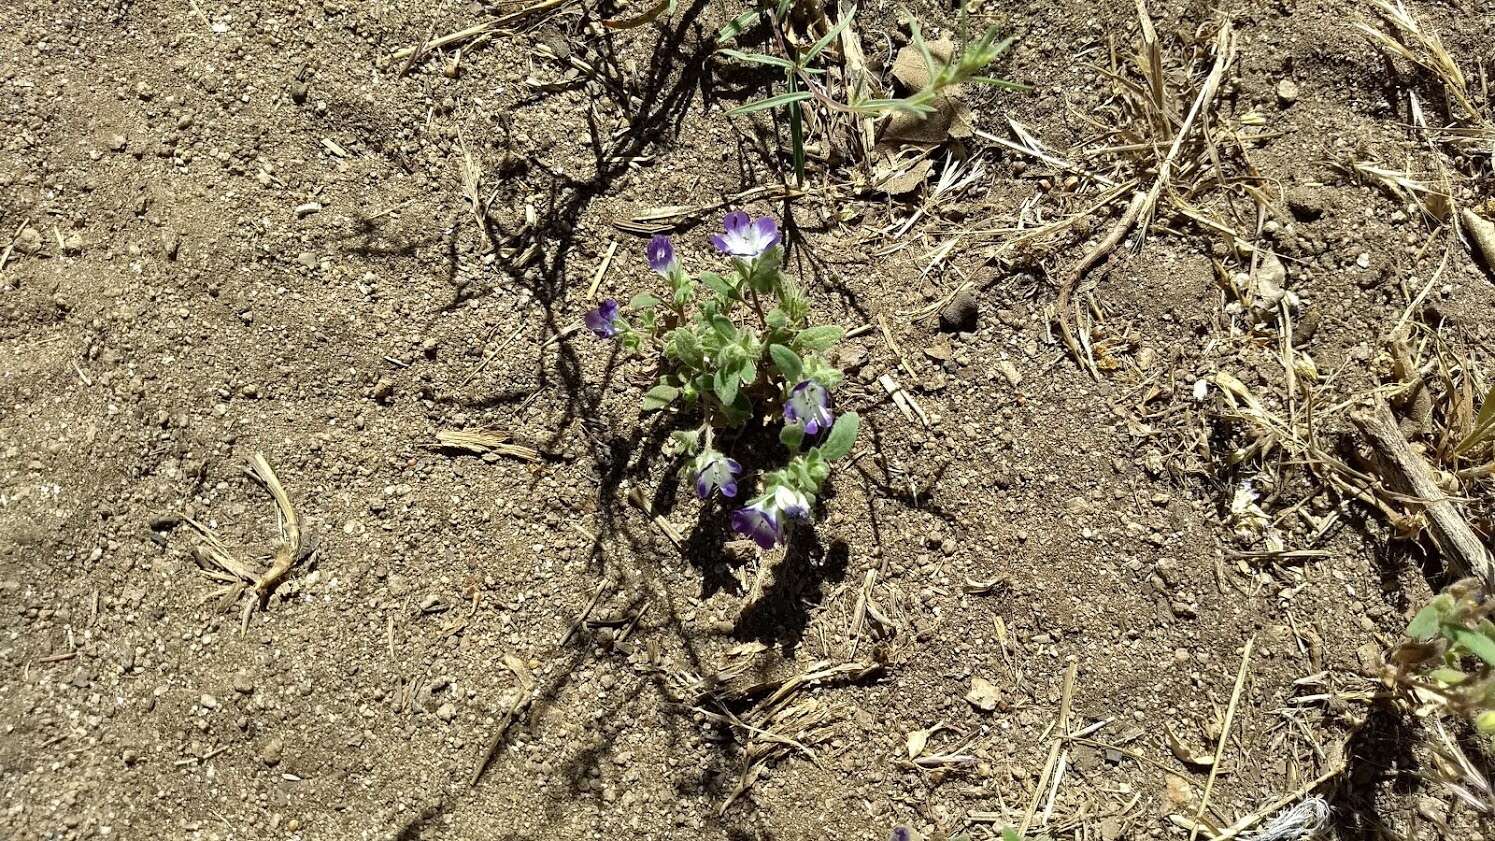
(803, 5, 856, 65)
(727, 90, 813, 115)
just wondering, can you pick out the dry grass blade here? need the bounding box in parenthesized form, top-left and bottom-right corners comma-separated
(1188, 637, 1255, 841)
(246, 453, 301, 597)
(388, 0, 575, 67)
(614, 185, 805, 234)
(432, 429, 541, 461)
(1355, 0, 1489, 131)
(1136, 23, 1236, 234)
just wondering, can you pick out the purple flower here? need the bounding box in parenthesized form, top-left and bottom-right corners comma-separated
(771, 485, 810, 521)
(584, 298, 621, 338)
(647, 235, 676, 274)
(710, 211, 781, 258)
(730, 501, 783, 549)
(784, 380, 834, 436)
(730, 486, 810, 549)
(692, 450, 742, 499)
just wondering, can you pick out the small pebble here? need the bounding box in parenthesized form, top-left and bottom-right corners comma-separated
(1276, 79, 1299, 105)
(258, 736, 284, 766)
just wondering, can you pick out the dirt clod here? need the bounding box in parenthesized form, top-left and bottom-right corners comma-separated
(938, 289, 979, 332)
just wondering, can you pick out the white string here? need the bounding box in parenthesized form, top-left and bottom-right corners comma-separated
(1242, 796, 1331, 841)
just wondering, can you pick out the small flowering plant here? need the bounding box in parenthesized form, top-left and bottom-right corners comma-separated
(585, 211, 859, 549)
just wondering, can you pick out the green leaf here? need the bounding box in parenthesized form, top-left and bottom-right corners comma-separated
(666, 429, 702, 456)
(674, 329, 705, 367)
(711, 314, 738, 340)
(803, 5, 855, 65)
(641, 384, 679, 412)
(629, 292, 661, 310)
(815, 411, 859, 460)
(1429, 666, 1469, 685)
(739, 358, 758, 387)
(700, 271, 733, 299)
(715, 8, 759, 43)
(793, 324, 844, 352)
(727, 91, 813, 116)
(1407, 603, 1441, 640)
(718, 49, 796, 71)
(1449, 626, 1495, 669)
(769, 344, 803, 382)
(713, 367, 739, 407)
(748, 245, 783, 291)
(779, 422, 805, 451)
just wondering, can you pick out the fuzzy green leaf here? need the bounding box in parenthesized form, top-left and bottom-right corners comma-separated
(779, 422, 805, 450)
(641, 384, 679, 412)
(793, 324, 844, 352)
(1449, 626, 1495, 669)
(815, 411, 859, 460)
(713, 367, 739, 407)
(1407, 604, 1441, 640)
(672, 329, 704, 368)
(711, 314, 738, 340)
(769, 344, 803, 383)
(700, 271, 733, 299)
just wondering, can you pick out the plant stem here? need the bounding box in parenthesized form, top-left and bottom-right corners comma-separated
(749, 288, 769, 326)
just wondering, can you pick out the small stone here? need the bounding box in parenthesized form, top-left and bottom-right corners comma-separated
(296, 251, 319, 268)
(291, 82, 309, 104)
(107, 133, 128, 152)
(13, 226, 42, 255)
(232, 671, 255, 694)
(200, 693, 219, 709)
(436, 702, 456, 722)
(258, 736, 283, 766)
(938, 289, 979, 333)
(161, 230, 181, 260)
(1276, 79, 1299, 105)
(372, 377, 395, 403)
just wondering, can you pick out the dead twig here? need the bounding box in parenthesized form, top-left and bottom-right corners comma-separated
(1350, 400, 1495, 583)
